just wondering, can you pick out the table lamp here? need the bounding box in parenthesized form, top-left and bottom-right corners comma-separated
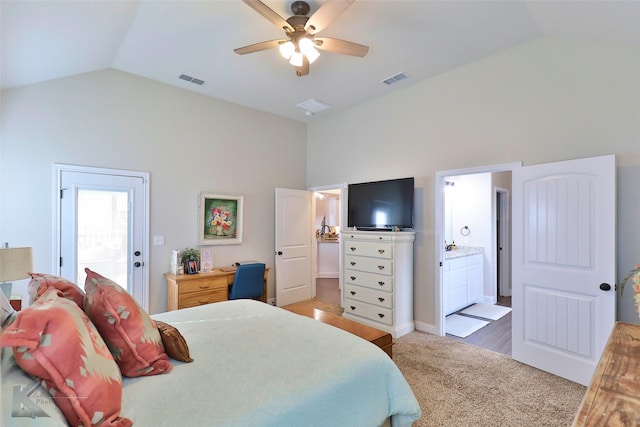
(0, 246, 33, 300)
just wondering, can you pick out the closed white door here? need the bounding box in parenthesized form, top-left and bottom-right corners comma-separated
(512, 155, 616, 385)
(56, 165, 149, 310)
(275, 188, 313, 306)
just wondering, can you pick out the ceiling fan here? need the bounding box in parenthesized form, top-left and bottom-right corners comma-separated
(234, 0, 369, 77)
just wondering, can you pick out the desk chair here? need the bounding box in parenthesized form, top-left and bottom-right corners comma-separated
(229, 263, 266, 300)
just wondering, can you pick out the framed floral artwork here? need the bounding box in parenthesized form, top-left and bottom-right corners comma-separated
(198, 193, 243, 245)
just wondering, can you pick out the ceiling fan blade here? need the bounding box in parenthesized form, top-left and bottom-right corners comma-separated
(315, 37, 369, 57)
(234, 39, 286, 55)
(305, 0, 355, 34)
(296, 56, 310, 77)
(242, 0, 293, 32)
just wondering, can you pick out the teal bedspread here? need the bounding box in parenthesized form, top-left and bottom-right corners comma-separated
(121, 300, 422, 426)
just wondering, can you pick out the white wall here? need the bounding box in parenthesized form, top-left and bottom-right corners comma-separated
(0, 69, 307, 313)
(307, 37, 640, 327)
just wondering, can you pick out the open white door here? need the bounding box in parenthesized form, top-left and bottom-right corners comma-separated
(512, 154, 616, 386)
(275, 188, 313, 306)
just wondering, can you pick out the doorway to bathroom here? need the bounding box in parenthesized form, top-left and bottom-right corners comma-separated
(435, 162, 520, 354)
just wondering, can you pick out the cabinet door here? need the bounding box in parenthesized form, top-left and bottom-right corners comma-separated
(467, 254, 483, 304)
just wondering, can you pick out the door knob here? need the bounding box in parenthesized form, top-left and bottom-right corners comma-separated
(599, 283, 611, 291)
(134, 250, 141, 256)
(134, 262, 142, 268)
(276, 251, 283, 256)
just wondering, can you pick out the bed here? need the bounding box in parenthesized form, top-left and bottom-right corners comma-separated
(2, 299, 421, 426)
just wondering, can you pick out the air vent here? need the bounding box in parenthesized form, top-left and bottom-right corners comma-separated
(382, 72, 409, 86)
(296, 98, 331, 116)
(179, 74, 205, 86)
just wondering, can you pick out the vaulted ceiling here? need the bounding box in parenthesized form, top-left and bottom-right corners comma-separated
(2, 1, 639, 122)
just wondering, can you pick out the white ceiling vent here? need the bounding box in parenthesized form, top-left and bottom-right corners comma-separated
(179, 74, 205, 85)
(296, 98, 331, 116)
(382, 72, 409, 85)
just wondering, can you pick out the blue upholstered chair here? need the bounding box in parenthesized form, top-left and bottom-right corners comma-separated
(229, 263, 266, 300)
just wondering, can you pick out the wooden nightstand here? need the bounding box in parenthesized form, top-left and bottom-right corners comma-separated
(164, 267, 269, 311)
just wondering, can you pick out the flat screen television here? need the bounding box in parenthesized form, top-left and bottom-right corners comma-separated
(347, 177, 414, 231)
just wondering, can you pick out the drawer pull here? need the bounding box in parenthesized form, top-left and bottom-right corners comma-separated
(350, 261, 356, 266)
(350, 247, 356, 252)
(378, 249, 385, 254)
(351, 276, 357, 281)
(378, 313, 385, 318)
(377, 265, 385, 270)
(350, 291, 356, 295)
(378, 297, 385, 302)
(198, 299, 209, 303)
(199, 285, 210, 289)
(350, 306, 356, 311)
(378, 281, 385, 286)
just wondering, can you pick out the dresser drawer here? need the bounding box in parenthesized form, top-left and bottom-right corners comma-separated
(180, 276, 227, 295)
(344, 242, 393, 259)
(345, 255, 393, 275)
(179, 287, 227, 309)
(344, 269, 394, 292)
(345, 283, 393, 309)
(344, 299, 393, 326)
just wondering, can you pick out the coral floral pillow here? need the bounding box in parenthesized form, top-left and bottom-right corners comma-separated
(0, 288, 132, 427)
(83, 268, 172, 377)
(28, 272, 85, 308)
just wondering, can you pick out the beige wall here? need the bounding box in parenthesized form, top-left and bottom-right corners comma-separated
(0, 69, 307, 313)
(307, 37, 640, 327)
(2, 36, 639, 327)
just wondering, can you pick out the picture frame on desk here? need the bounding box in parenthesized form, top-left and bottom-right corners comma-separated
(186, 259, 198, 274)
(198, 192, 243, 246)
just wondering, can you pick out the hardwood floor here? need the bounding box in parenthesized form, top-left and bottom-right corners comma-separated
(446, 296, 512, 355)
(315, 278, 340, 305)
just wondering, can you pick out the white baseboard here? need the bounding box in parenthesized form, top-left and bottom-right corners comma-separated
(414, 320, 439, 335)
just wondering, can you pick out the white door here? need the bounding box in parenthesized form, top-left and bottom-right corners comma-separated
(275, 188, 313, 306)
(512, 155, 616, 386)
(56, 165, 150, 310)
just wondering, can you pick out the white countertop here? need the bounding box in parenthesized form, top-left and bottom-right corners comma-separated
(445, 246, 484, 259)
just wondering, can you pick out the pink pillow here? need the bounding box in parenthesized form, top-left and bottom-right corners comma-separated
(0, 288, 132, 427)
(28, 272, 85, 307)
(83, 268, 172, 377)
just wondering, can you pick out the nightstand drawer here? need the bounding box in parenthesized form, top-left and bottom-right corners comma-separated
(180, 276, 227, 295)
(179, 288, 227, 308)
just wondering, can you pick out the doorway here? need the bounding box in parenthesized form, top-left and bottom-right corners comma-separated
(435, 162, 521, 341)
(310, 185, 345, 307)
(54, 164, 150, 310)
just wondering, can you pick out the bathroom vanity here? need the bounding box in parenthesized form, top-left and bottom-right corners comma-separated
(443, 247, 484, 315)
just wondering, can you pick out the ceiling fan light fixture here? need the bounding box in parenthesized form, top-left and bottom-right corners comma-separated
(289, 51, 303, 67)
(279, 41, 295, 59)
(299, 38, 320, 64)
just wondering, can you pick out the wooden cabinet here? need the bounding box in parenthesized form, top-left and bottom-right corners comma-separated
(444, 253, 483, 315)
(164, 267, 269, 311)
(342, 230, 415, 338)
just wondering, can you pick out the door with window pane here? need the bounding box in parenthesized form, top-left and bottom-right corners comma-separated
(56, 166, 149, 310)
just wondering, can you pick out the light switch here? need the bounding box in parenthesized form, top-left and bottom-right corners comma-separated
(153, 236, 165, 246)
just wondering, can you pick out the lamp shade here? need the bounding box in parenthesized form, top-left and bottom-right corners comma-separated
(0, 247, 33, 282)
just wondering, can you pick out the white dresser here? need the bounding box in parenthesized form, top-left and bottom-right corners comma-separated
(341, 230, 415, 338)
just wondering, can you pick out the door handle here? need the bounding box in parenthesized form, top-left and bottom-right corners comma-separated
(599, 283, 611, 291)
(134, 250, 141, 256)
(276, 251, 283, 256)
(134, 262, 142, 268)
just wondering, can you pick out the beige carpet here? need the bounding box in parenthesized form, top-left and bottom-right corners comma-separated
(282, 299, 586, 426)
(394, 331, 586, 426)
